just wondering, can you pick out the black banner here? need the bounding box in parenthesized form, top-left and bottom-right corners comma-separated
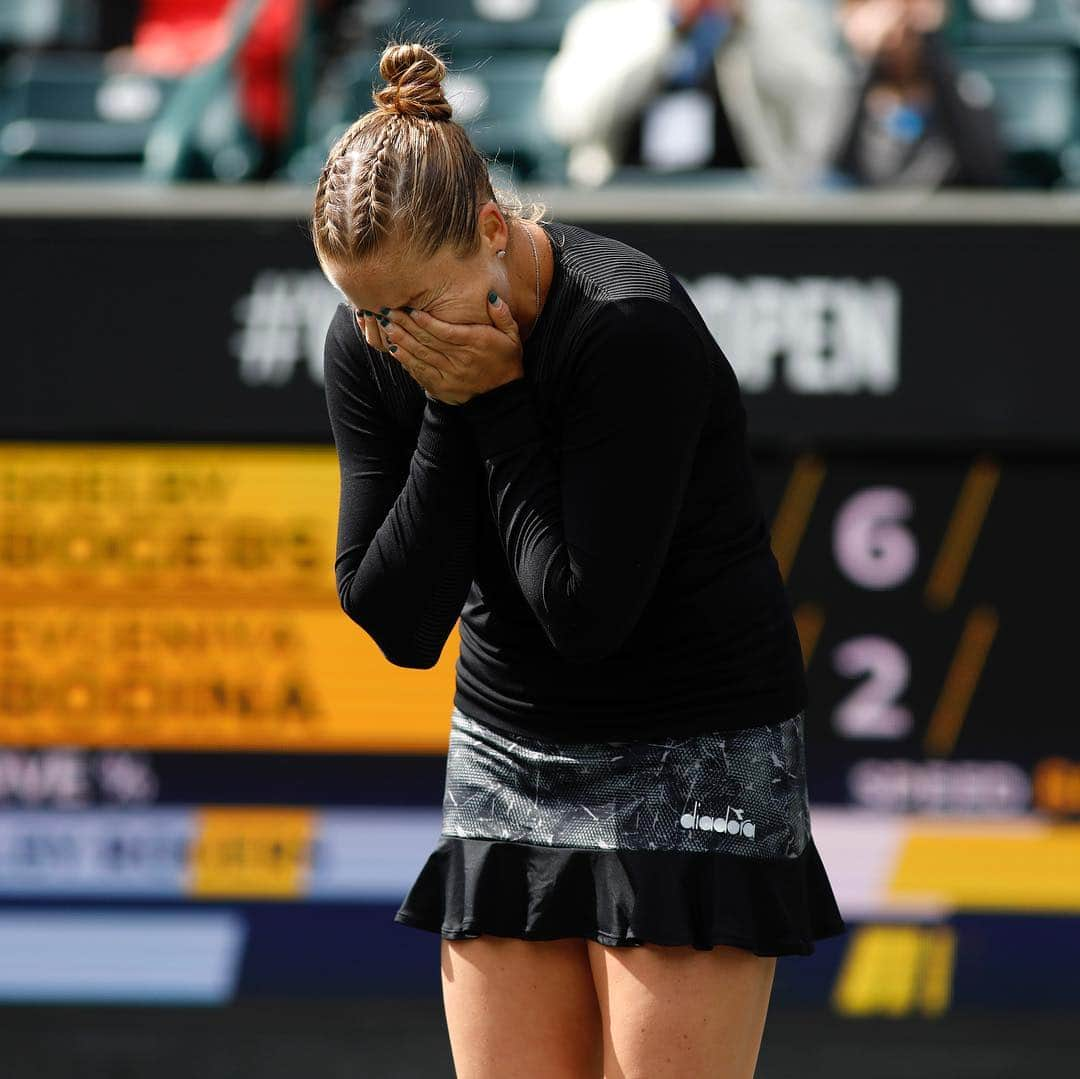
(4, 209, 1079, 446)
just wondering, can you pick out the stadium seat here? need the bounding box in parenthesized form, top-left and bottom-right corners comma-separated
(948, 0, 1080, 46)
(0, 0, 317, 182)
(445, 49, 566, 179)
(954, 45, 1080, 184)
(0, 43, 258, 181)
(141, 0, 279, 182)
(0, 52, 178, 176)
(362, 0, 585, 50)
(281, 45, 567, 184)
(0, 0, 96, 53)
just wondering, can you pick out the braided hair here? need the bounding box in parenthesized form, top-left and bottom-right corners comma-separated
(311, 40, 541, 273)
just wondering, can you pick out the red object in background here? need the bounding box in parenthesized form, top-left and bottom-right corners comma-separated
(131, 0, 306, 145)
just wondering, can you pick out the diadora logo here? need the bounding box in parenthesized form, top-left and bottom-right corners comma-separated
(679, 802, 756, 839)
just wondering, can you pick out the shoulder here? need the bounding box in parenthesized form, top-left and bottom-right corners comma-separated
(551, 221, 674, 307)
(585, 293, 701, 337)
(544, 222, 717, 352)
(569, 295, 714, 410)
(578, 293, 711, 369)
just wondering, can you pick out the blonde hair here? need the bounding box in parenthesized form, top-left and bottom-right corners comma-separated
(310, 37, 545, 274)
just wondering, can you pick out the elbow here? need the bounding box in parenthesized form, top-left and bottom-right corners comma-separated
(379, 643, 440, 670)
(338, 589, 439, 670)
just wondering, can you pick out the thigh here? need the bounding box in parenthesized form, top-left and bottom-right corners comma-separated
(441, 935, 603, 1079)
(586, 940, 776, 1079)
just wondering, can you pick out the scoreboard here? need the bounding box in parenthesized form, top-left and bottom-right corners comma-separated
(755, 450, 1079, 815)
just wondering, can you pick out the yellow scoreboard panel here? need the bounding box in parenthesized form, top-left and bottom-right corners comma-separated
(0, 443, 457, 753)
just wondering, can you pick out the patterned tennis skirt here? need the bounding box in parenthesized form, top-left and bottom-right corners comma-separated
(393, 704, 847, 955)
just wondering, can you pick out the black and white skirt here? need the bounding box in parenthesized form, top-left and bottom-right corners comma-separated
(393, 704, 847, 956)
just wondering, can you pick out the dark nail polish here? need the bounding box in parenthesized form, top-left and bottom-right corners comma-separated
(388, 344, 398, 353)
(488, 291, 499, 304)
(378, 316, 389, 326)
(402, 306, 414, 314)
(379, 306, 390, 315)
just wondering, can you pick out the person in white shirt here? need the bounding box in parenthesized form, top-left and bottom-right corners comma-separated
(539, 0, 850, 187)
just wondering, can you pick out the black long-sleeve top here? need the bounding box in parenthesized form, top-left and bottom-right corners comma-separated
(322, 219, 807, 742)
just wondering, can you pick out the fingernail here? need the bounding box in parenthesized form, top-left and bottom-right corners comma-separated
(402, 305, 414, 314)
(488, 290, 499, 304)
(388, 344, 398, 353)
(379, 306, 390, 315)
(378, 316, 389, 326)
(360, 309, 372, 316)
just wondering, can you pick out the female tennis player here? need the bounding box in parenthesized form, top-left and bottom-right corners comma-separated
(312, 37, 846, 1079)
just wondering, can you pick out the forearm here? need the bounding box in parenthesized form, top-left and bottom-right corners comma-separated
(460, 379, 608, 660)
(338, 397, 479, 668)
(457, 302, 710, 663)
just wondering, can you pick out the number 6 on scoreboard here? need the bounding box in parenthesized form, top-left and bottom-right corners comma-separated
(833, 487, 918, 590)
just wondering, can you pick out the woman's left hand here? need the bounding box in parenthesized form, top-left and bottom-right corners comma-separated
(381, 291, 524, 405)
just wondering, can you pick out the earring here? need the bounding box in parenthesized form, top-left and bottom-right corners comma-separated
(497, 249, 506, 259)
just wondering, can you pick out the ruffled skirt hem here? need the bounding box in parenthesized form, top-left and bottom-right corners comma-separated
(394, 831, 847, 957)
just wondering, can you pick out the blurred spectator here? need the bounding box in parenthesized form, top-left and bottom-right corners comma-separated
(832, 0, 1006, 187)
(102, 0, 342, 178)
(539, 0, 849, 188)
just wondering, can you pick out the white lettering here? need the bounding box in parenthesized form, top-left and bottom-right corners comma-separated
(679, 273, 901, 394)
(849, 759, 1031, 814)
(230, 270, 341, 387)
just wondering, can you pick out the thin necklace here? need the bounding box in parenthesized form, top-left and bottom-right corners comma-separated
(523, 221, 542, 337)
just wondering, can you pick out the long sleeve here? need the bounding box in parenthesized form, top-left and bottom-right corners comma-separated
(323, 304, 480, 668)
(458, 296, 712, 664)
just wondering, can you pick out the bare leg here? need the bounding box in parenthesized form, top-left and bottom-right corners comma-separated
(441, 935, 604, 1078)
(587, 940, 776, 1079)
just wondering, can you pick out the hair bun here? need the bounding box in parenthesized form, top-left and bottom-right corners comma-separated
(374, 43, 453, 122)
